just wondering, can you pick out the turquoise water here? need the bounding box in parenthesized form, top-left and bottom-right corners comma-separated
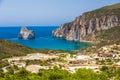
(0, 26, 90, 50)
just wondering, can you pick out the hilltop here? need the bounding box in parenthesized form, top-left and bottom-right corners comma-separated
(84, 3, 120, 21)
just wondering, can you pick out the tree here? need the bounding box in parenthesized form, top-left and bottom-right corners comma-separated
(100, 66, 116, 78)
(7, 68, 14, 75)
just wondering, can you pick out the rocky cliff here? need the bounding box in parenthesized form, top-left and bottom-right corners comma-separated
(18, 26, 35, 40)
(53, 3, 120, 43)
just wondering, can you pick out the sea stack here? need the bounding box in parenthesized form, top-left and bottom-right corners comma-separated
(18, 26, 35, 40)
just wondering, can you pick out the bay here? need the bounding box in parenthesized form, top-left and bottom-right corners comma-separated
(0, 26, 90, 50)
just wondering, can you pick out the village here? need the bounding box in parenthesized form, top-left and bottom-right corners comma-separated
(2, 43, 120, 73)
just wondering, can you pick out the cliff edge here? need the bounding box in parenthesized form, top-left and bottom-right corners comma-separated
(53, 3, 120, 44)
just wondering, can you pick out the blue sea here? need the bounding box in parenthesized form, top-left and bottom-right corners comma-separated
(0, 26, 90, 50)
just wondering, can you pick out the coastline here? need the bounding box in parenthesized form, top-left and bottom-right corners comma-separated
(0, 27, 89, 51)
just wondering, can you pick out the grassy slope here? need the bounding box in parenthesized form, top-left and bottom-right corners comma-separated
(95, 26, 120, 47)
(0, 40, 38, 59)
(0, 40, 74, 59)
(84, 3, 120, 23)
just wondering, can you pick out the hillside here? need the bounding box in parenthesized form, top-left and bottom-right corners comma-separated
(95, 26, 120, 47)
(84, 3, 120, 22)
(0, 40, 38, 59)
(0, 40, 73, 60)
(53, 3, 120, 43)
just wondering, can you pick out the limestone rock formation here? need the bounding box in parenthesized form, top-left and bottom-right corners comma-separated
(18, 26, 35, 40)
(53, 3, 120, 43)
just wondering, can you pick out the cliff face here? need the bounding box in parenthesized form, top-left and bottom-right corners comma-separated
(53, 3, 120, 43)
(18, 26, 35, 40)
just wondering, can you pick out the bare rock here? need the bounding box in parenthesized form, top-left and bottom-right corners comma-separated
(18, 26, 35, 40)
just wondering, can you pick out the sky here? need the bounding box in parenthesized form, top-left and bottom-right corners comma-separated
(0, 0, 120, 26)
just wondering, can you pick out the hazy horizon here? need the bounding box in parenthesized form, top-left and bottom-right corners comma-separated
(0, 0, 120, 26)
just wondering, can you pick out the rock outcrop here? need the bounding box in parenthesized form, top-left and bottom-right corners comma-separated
(18, 26, 35, 40)
(53, 3, 120, 43)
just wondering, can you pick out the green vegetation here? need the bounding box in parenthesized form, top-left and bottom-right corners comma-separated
(0, 67, 109, 80)
(0, 40, 38, 59)
(97, 59, 114, 65)
(0, 60, 9, 69)
(84, 3, 120, 23)
(26, 59, 51, 66)
(100, 66, 120, 79)
(96, 26, 120, 47)
(100, 66, 116, 78)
